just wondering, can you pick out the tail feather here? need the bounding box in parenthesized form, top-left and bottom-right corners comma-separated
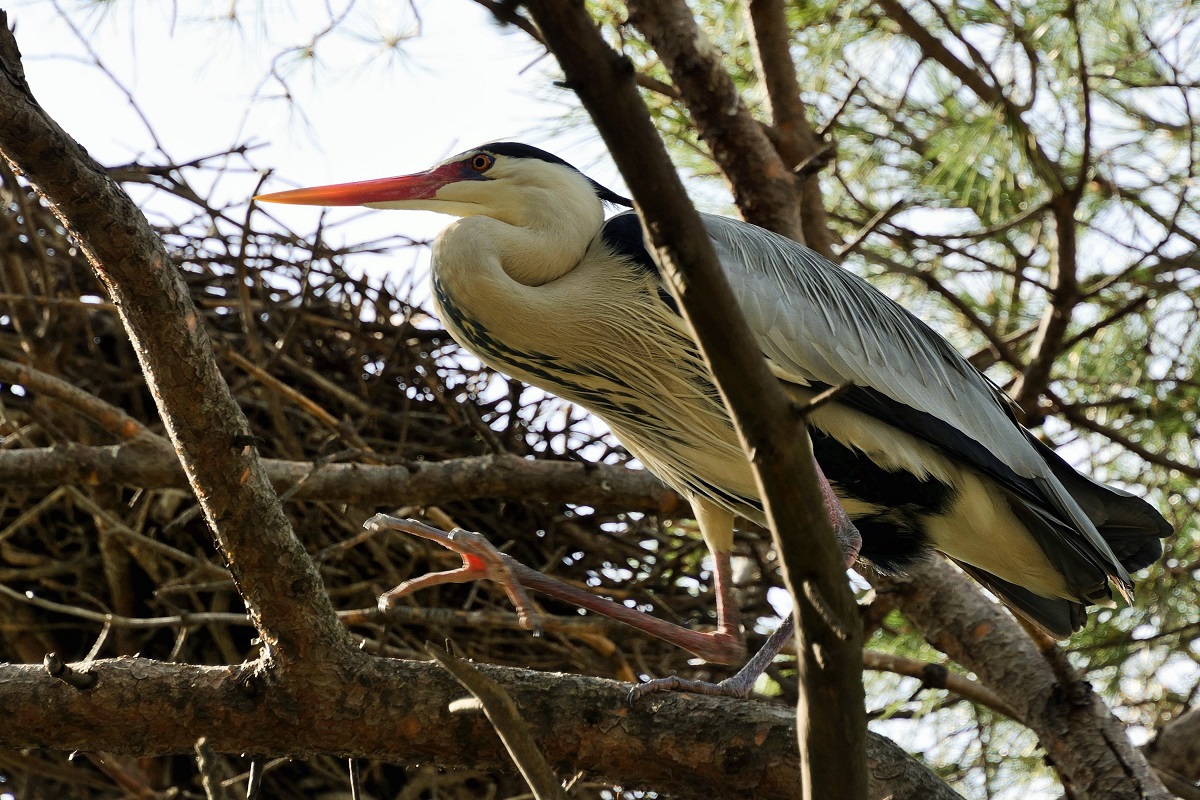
(1029, 437, 1170, 573)
(975, 440, 1170, 636)
(955, 561, 1088, 638)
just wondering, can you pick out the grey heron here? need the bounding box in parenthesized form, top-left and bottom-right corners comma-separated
(258, 142, 1170, 695)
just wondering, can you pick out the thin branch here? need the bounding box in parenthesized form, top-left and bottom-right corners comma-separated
(1045, 389, 1200, 479)
(428, 643, 570, 800)
(874, 0, 1065, 193)
(0, 358, 166, 446)
(0, 581, 249, 629)
(862, 650, 1021, 720)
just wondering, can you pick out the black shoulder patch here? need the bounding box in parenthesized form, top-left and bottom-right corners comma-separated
(600, 213, 679, 315)
(600, 213, 653, 270)
(478, 142, 633, 207)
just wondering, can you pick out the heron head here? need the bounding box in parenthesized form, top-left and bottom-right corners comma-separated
(255, 142, 631, 227)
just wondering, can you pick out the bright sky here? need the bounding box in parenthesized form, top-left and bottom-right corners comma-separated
(10, 0, 627, 261)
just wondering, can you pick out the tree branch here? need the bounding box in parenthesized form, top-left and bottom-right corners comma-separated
(874, 0, 1065, 194)
(519, 4, 865, 798)
(0, 11, 343, 666)
(1045, 389, 1200, 480)
(0, 445, 682, 512)
(876, 559, 1169, 799)
(0, 357, 167, 446)
(862, 650, 1021, 721)
(0, 654, 954, 800)
(622, 0, 806, 243)
(743, 0, 838, 257)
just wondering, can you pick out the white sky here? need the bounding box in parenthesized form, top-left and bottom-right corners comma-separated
(10, 0, 628, 262)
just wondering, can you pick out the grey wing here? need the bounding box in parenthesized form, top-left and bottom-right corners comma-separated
(702, 214, 1133, 589)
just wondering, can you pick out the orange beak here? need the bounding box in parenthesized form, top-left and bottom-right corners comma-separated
(254, 162, 466, 207)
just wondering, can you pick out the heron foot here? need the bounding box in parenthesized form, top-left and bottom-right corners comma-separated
(367, 514, 545, 636)
(364, 513, 748, 665)
(628, 614, 796, 703)
(627, 672, 757, 703)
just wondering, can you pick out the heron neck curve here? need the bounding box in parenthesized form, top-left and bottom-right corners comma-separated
(433, 175, 606, 288)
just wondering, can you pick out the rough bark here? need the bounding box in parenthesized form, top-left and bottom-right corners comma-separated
(0, 444, 681, 514)
(623, 0, 806, 243)
(877, 559, 1169, 799)
(0, 654, 953, 800)
(1144, 706, 1200, 786)
(743, 0, 838, 257)
(521, 4, 867, 799)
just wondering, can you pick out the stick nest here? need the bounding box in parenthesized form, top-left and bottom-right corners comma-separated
(0, 154, 786, 799)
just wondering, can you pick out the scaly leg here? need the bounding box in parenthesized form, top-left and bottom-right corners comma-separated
(367, 514, 746, 665)
(368, 457, 860, 693)
(629, 467, 860, 700)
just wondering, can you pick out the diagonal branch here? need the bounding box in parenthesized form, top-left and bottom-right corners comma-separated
(518, 4, 866, 798)
(0, 12, 345, 667)
(0, 357, 168, 447)
(743, 0, 838, 257)
(874, 0, 1066, 194)
(1045, 388, 1200, 480)
(876, 559, 1169, 799)
(427, 644, 570, 800)
(623, 0, 806, 243)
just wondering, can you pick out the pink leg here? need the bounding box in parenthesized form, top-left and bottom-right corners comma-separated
(373, 520, 544, 636)
(368, 453, 861, 700)
(629, 460, 861, 700)
(367, 514, 746, 665)
(818, 465, 862, 566)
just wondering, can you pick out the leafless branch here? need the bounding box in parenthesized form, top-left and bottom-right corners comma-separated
(520, 4, 866, 798)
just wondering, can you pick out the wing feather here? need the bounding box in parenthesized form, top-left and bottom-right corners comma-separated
(698, 213, 1132, 588)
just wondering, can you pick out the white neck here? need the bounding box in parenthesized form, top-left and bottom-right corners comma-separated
(433, 168, 605, 288)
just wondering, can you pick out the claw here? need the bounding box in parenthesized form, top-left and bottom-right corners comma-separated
(627, 673, 756, 703)
(367, 514, 545, 636)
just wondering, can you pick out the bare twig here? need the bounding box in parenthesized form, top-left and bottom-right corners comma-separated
(428, 643, 569, 800)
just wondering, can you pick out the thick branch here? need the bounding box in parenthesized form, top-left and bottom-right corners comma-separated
(622, 0, 805, 242)
(520, 5, 866, 798)
(1144, 706, 1200, 785)
(743, 0, 837, 257)
(876, 559, 1169, 799)
(0, 13, 344, 665)
(0, 655, 953, 800)
(0, 445, 682, 513)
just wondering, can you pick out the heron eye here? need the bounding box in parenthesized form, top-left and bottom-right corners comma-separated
(470, 154, 494, 172)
